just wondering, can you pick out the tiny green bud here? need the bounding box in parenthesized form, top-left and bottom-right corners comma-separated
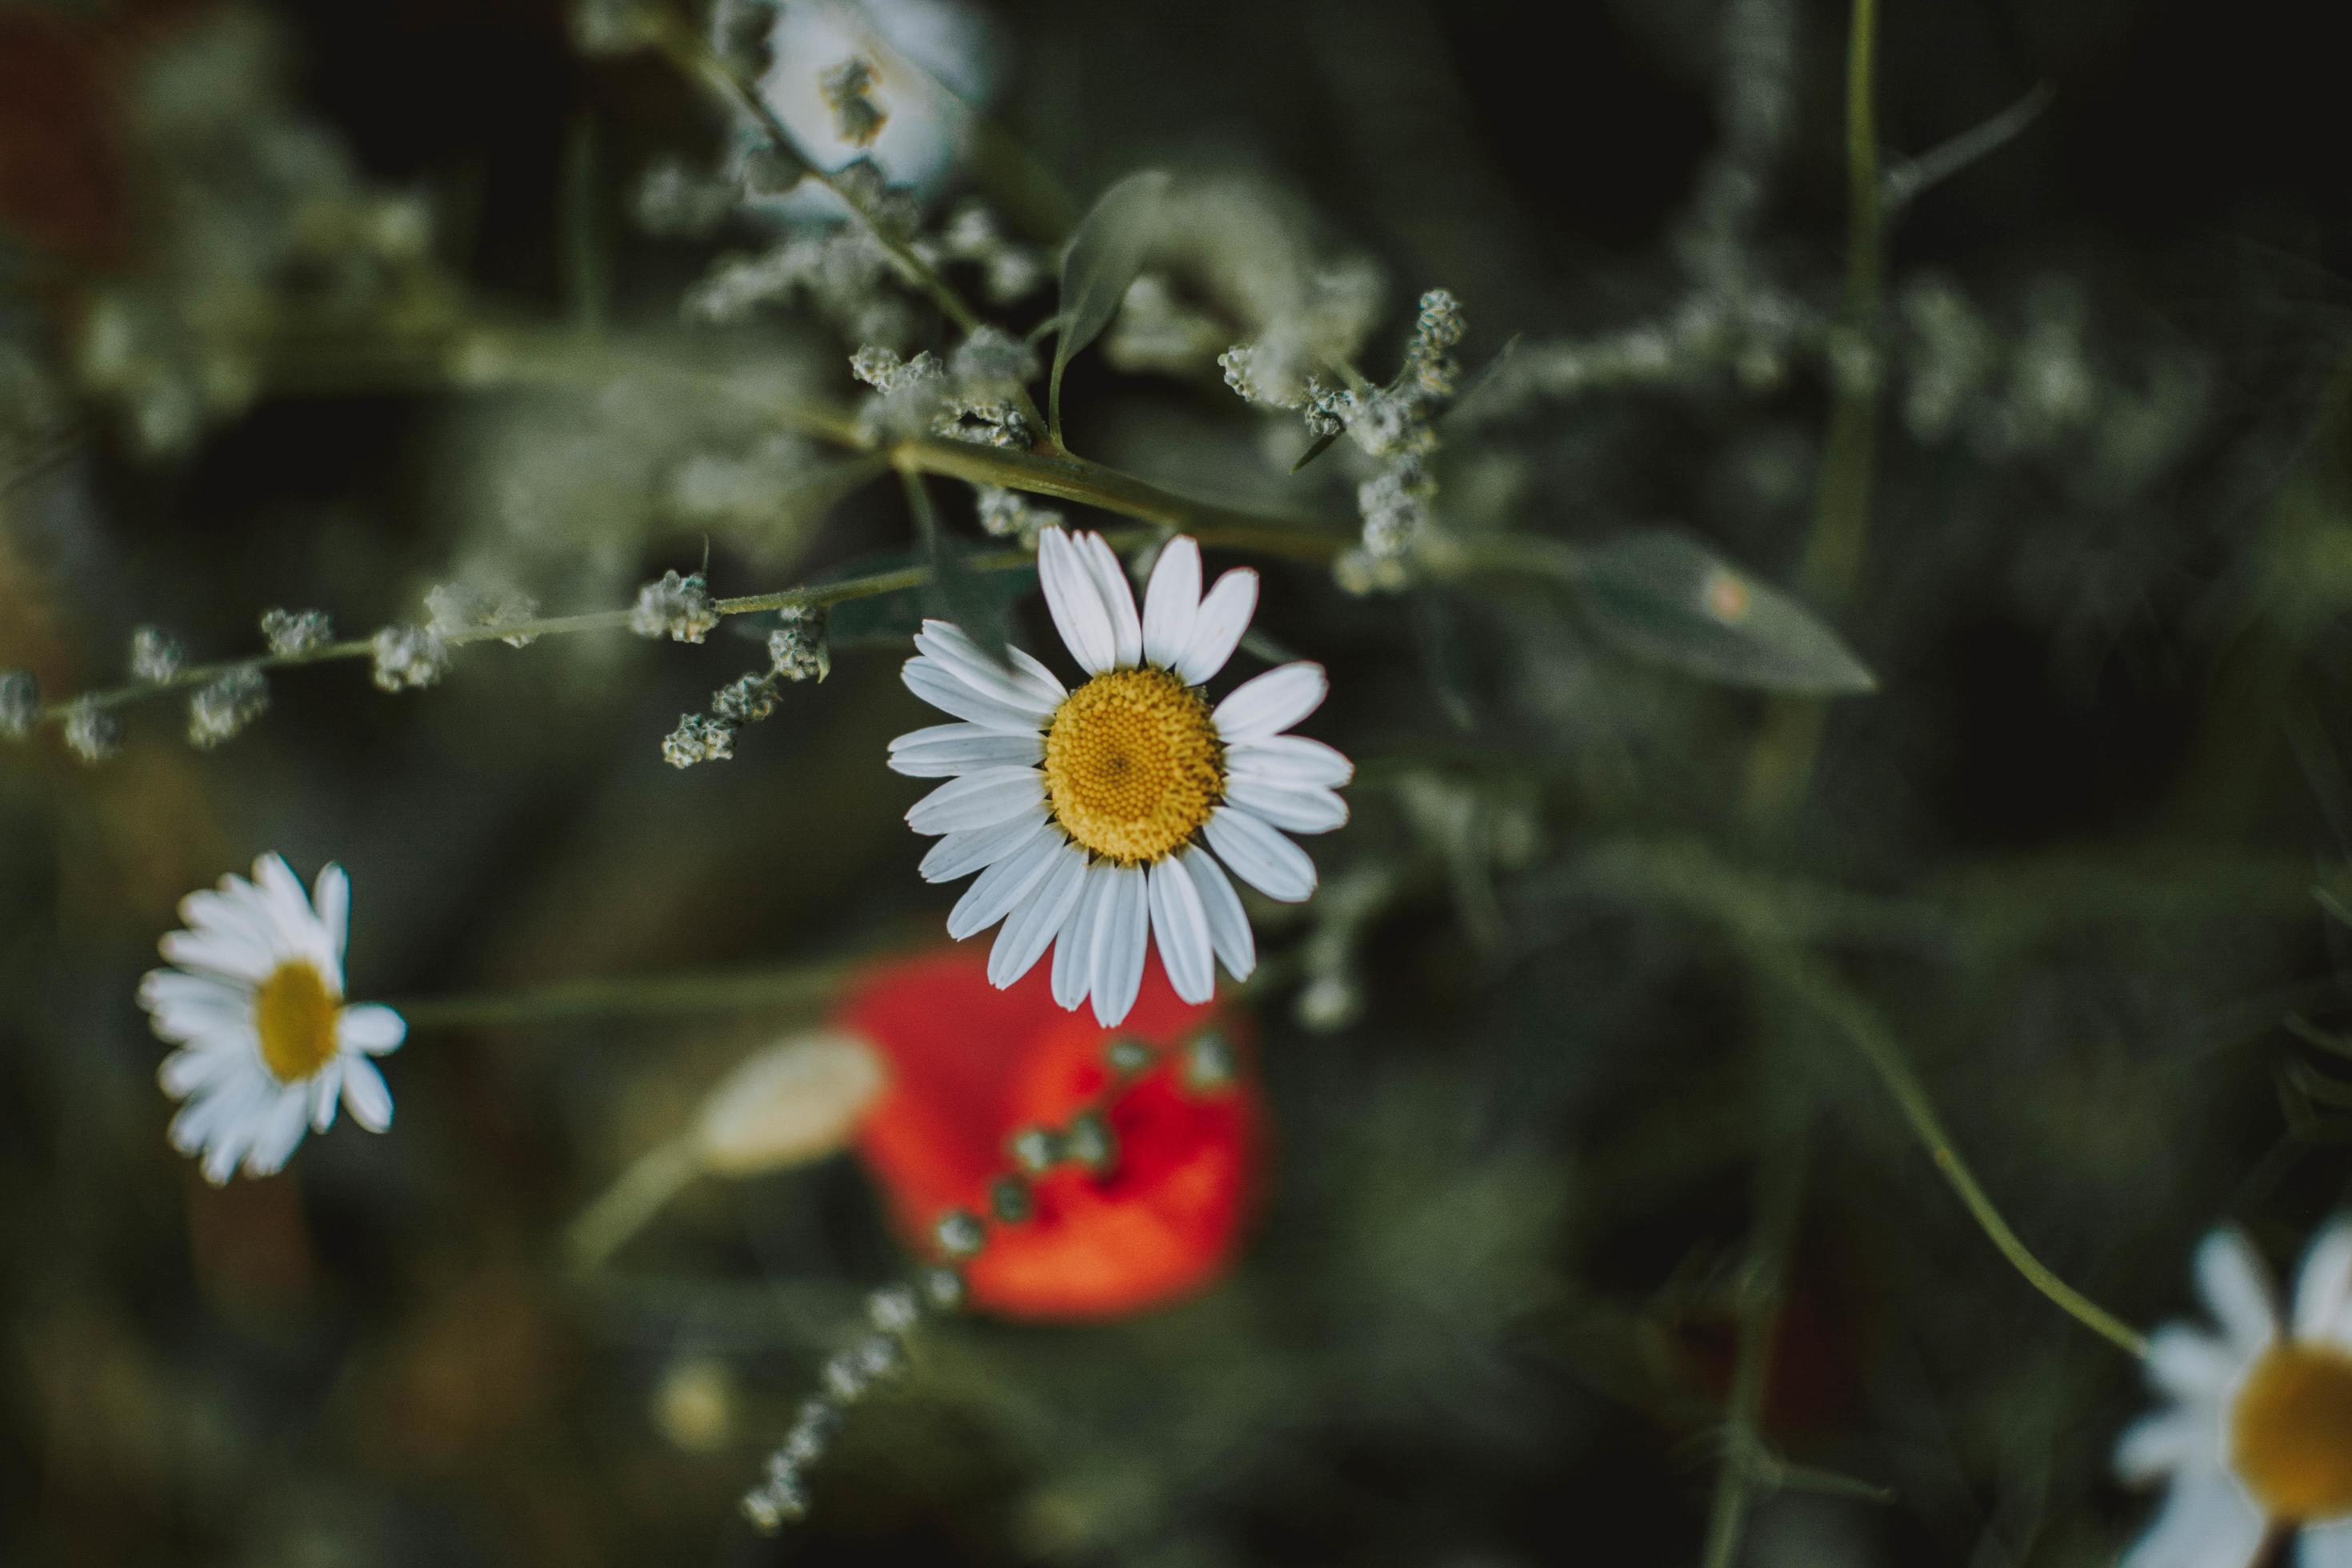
(1064, 1110, 1116, 1173)
(988, 1174, 1033, 1224)
(1104, 1034, 1154, 1076)
(1007, 1126, 1061, 1174)
(922, 1266, 967, 1312)
(934, 1209, 986, 1259)
(1183, 1030, 1238, 1093)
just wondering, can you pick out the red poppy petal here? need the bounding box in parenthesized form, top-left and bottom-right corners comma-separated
(844, 947, 1266, 1322)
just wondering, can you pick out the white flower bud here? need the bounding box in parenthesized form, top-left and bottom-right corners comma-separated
(695, 1030, 889, 1177)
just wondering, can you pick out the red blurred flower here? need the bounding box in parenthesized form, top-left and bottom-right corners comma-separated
(839, 948, 1265, 1322)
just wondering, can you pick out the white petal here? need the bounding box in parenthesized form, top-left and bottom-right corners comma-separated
(178, 883, 281, 962)
(308, 1063, 342, 1132)
(2146, 1326, 2244, 1402)
(1039, 526, 1117, 674)
(946, 827, 1062, 940)
(989, 841, 1087, 988)
(2197, 1230, 2279, 1355)
(314, 863, 350, 964)
(1142, 535, 1202, 670)
(338, 1002, 407, 1057)
(253, 854, 331, 968)
(1214, 662, 1328, 744)
(198, 1109, 260, 1185)
(342, 1055, 394, 1132)
(1147, 859, 1214, 1004)
(142, 970, 254, 1045)
(914, 621, 1062, 716)
(1078, 530, 1144, 668)
(1175, 568, 1257, 685)
(2115, 1411, 2218, 1484)
(902, 657, 1047, 734)
(1053, 862, 1116, 1010)
(1203, 806, 1317, 902)
(921, 807, 1050, 883)
(889, 722, 1045, 778)
(906, 766, 1046, 836)
(2302, 1520, 2352, 1568)
(1087, 864, 1149, 1026)
(2120, 1474, 2266, 1568)
(1226, 734, 1354, 790)
(1181, 846, 1255, 982)
(241, 1089, 313, 1177)
(158, 926, 274, 984)
(1223, 778, 1349, 834)
(170, 1078, 258, 1156)
(2294, 1218, 2352, 1339)
(159, 1044, 248, 1098)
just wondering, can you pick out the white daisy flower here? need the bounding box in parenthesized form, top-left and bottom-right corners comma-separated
(890, 526, 1351, 1026)
(2116, 1220, 2352, 1567)
(139, 854, 407, 1184)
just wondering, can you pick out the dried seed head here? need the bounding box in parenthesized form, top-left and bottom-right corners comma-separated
(369, 625, 450, 692)
(662, 712, 736, 768)
(130, 626, 185, 683)
(187, 667, 270, 749)
(711, 672, 782, 725)
(0, 670, 37, 741)
(630, 570, 721, 643)
(63, 701, 121, 764)
(768, 604, 830, 682)
(260, 607, 333, 656)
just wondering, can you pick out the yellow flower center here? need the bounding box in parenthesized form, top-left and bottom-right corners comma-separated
(254, 960, 341, 1084)
(1042, 667, 1224, 865)
(2230, 1342, 2352, 1522)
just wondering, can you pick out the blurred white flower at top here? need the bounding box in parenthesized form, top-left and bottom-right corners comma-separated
(140, 855, 406, 1184)
(735, 0, 1002, 221)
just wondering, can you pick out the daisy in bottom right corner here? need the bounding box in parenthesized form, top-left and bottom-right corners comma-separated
(2118, 1219, 2352, 1566)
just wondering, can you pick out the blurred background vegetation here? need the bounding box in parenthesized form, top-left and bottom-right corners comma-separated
(6, 0, 2352, 1562)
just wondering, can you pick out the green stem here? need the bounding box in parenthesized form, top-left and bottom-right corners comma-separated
(392, 955, 859, 1029)
(1742, 0, 1884, 830)
(1799, 0, 1883, 603)
(1761, 944, 2150, 1360)
(1600, 840, 2150, 1360)
(1699, 1139, 1810, 1568)
(567, 1138, 703, 1273)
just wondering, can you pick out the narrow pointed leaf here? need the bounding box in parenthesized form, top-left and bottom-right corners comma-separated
(1050, 169, 1170, 438)
(1572, 530, 1877, 696)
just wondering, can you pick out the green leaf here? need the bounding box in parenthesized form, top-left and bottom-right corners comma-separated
(1570, 531, 1877, 696)
(1050, 169, 1170, 441)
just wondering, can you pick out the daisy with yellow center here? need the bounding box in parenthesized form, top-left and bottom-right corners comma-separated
(140, 854, 406, 1184)
(2117, 1222, 2352, 1566)
(892, 526, 1350, 1025)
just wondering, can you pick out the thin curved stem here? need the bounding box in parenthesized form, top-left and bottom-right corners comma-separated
(1759, 943, 2150, 1360)
(567, 1138, 703, 1273)
(393, 954, 859, 1029)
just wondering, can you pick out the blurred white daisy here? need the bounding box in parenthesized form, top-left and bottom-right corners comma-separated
(2117, 1222, 2352, 1567)
(738, 0, 999, 221)
(140, 854, 406, 1184)
(891, 526, 1351, 1026)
